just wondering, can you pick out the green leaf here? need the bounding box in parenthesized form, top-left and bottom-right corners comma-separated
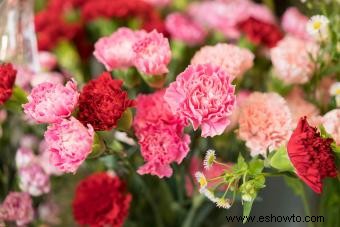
(270, 146, 294, 171)
(53, 41, 84, 84)
(242, 200, 254, 223)
(331, 143, 340, 154)
(253, 175, 266, 189)
(248, 158, 264, 175)
(117, 108, 133, 131)
(233, 154, 248, 173)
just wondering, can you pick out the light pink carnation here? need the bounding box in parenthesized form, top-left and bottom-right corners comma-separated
(19, 164, 51, 196)
(165, 12, 207, 46)
(134, 90, 190, 178)
(188, 0, 250, 39)
(322, 109, 340, 146)
(20, 135, 39, 150)
(38, 140, 63, 176)
(94, 28, 146, 71)
(286, 88, 320, 127)
(133, 30, 171, 75)
(191, 43, 254, 80)
(31, 72, 64, 87)
(0, 192, 34, 226)
(137, 125, 190, 178)
(142, 0, 171, 7)
(270, 36, 318, 85)
(44, 117, 94, 173)
(39, 51, 57, 71)
(246, 2, 276, 24)
(238, 92, 292, 156)
(282, 7, 310, 40)
(15, 147, 36, 169)
(23, 80, 79, 124)
(165, 64, 236, 137)
(15, 67, 34, 91)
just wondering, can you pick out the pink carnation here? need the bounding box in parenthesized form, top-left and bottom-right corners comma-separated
(15, 147, 36, 169)
(0, 192, 34, 226)
(191, 43, 254, 80)
(44, 117, 94, 173)
(246, 2, 276, 25)
(31, 72, 64, 87)
(270, 36, 318, 85)
(18, 164, 51, 196)
(38, 140, 63, 176)
(322, 109, 340, 146)
(133, 30, 171, 75)
(134, 90, 185, 133)
(165, 12, 207, 46)
(286, 88, 320, 127)
(164, 64, 236, 137)
(94, 28, 146, 71)
(188, 0, 250, 39)
(39, 51, 57, 71)
(238, 92, 292, 156)
(23, 80, 79, 124)
(134, 90, 190, 178)
(282, 7, 310, 40)
(137, 125, 190, 178)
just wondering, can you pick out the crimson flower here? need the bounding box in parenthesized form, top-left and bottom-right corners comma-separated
(238, 17, 283, 48)
(72, 172, 132, 227)
(287, 117, 337, 193)
(0, 63, 17, 105)
(77, 72, 134, 131)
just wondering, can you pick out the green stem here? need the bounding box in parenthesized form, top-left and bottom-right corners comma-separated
(301, 187, 315, 227)
(182, 195, 205, 227)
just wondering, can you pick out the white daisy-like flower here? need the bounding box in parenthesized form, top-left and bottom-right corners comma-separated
(195, 171, 207, 189)
(216, 198, 231, 209)
(200, 188, 218, 203)
(330, 82, 340, 107)
(203, 149, 216, 170)
(306, 15, 329, 40)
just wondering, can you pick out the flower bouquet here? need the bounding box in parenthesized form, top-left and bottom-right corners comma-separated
(0, 0, 339, 226)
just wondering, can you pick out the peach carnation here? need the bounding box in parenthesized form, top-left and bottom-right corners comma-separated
(322, 109, 340, 146)
(164, 64, 236, 138)
(191, 43, 254, 80)
(270, 36, 318, 85)
(286, 88, 320, 127)
(132, 30, 171, 75)
(165, 12, 207, 46)
(238, 92, 292, 156)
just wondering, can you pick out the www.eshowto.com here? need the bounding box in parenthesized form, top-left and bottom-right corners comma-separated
(226, 214, 325, 223)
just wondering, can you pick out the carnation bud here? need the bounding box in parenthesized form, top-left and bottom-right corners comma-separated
(88, 133, 106, 159)
(141, 74, 166, 89)
(116, 108, 133, 131)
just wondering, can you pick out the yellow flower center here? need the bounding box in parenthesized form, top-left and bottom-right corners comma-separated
(199, 177, 207, 187)
(336, 88, 340, 95)
(313, 21, 322, 30)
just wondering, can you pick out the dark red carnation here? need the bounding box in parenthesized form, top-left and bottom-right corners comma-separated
(287, 117, 337, 194)
(238, 17, 283, 48)
(77, 72, 134, 131)
(72, 172, 132, 227)
(0, 63, 17, 105)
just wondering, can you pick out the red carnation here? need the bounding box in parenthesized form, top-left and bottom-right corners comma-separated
(238, 17, 283, 48)
(287, 117, 337, 193)
(77, 72, 134, 131)
(72, 172, 132, 227)
(0, 63, 17, 105)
